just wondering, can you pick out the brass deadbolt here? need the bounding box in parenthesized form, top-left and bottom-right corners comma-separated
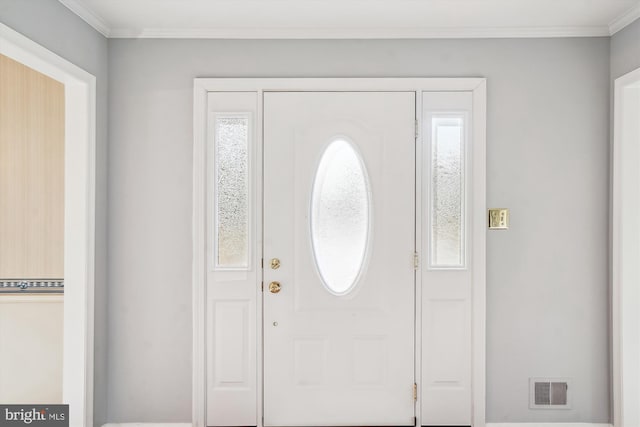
(270, 258, 281, 269)
(269, 281, 281, 294)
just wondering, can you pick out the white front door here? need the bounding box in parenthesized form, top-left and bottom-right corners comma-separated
(263, 92, 416, 426)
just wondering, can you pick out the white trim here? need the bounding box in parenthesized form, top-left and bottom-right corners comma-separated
(58, 0, 111, 37)
(102, 424, 192, 427)
(612, 66, 640, 427)
(108, 25, 610, 39)
(487, 424, 613, 427)
(472, 80, 487, 427)
(255, 89, 265, 427)
(192, 78, 485, 92)
(192, 80, 208, 427)
(57, 0, 639, 39)
(609, 4, 640, 35)
(193, 78, 486, 427)
(414, 91, 424, 427)
(0, 23, 96, 427)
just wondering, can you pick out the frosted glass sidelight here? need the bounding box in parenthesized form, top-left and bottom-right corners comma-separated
(214, 115, 249, 269)
(430, 117, 465, 268)
(311, 139, 370, 294)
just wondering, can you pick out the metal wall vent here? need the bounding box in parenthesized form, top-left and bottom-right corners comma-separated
(529, 378, 571, 409)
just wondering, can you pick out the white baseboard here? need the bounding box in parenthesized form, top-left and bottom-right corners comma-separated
(487, 423, 613, 427)
(103, 424, 192, 427)
(103, 422, 610, 427)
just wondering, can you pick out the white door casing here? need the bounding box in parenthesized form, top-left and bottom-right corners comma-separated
(0, 23, 96, 427)
(613, 66, 640, 427)
(192, 78, 487, 427)
(263, 92, 416, 426)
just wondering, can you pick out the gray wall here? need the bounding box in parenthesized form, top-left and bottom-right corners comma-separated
(611, 18, 640, 80)
(108, 38, 611, 423)
(0, 4, 621, 422)
(0, 1, 109, 426)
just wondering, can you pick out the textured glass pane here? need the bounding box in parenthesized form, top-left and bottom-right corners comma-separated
(215, 115, 249, 268)
(430, 117, 465, 267)
(311, 140, 370, 294)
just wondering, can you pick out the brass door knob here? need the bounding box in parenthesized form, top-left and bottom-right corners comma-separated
(269, 281, 281, 294)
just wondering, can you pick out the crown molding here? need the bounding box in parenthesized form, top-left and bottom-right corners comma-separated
(58, 0, 111, 37)
(59, 0, 635, 39)
(108, 25, 611, 39)
(609, 3, 640, 35)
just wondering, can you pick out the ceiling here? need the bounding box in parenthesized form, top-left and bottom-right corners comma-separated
(59, 0, 640, 39)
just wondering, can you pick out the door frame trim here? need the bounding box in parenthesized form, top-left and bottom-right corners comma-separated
(0, 23, 97, 427)
(612, 66, 640, 427)
(192, 78, 487, 427)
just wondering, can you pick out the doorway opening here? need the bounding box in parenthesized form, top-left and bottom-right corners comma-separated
(0, 23, 96, 427)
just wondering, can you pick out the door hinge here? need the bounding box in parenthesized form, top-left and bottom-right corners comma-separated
(261, 281, 264, 292)
(414, 416, 417, 426)
(415, 120, 419, 139)
(413, 252, 419, 270)
(413, 383, 417, 401)
(261, 258, 264, 268)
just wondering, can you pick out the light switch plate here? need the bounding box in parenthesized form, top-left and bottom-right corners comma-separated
(489, 208, 509, 229)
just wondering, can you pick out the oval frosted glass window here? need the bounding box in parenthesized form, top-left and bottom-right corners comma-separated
(311, 139, 370, 295)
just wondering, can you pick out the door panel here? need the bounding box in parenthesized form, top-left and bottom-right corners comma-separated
(205, 92, 258, 427)
(263, 92, 416, 426)
(420, 92, 473, 425)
